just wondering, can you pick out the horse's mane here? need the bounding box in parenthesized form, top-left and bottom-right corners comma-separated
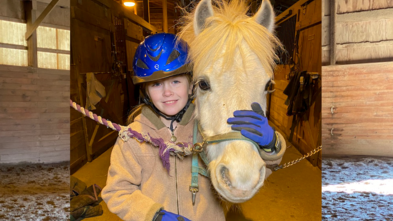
(178, 0, 282, 78)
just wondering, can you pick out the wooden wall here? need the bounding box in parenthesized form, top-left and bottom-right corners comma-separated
(0, 0, 70, 26)
(322, 0, 393, 156)
(270, 0, 322, 167)
(322, 62, 393, 156)
(0, 66, 70, 163)
(322, 0, 393, 65)
(70, 0, 155, 173)
(0, 0, 70, 164)
(135, 1, 179, 34)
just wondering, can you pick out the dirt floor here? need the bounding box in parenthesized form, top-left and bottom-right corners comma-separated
(0, 162, 69, 220)
(322, 157, 393, 220)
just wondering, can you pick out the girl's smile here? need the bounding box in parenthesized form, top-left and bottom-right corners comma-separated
(146, 75, 192, 116)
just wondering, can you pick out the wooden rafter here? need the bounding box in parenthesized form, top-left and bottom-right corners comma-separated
(25, 0, 60, 40)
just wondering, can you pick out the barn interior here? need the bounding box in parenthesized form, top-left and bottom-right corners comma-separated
(69, 0, 322, 220)
(0, 0, 322, 220)
(321, 0, 393, 219)
(0, 0, 70, 219)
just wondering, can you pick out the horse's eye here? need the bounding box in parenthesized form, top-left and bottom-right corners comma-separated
(199, 80, 210, 91)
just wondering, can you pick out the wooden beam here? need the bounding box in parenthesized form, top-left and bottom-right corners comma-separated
(143, 0, 150, 23)
(37, 0, 69, 8)
(24, 0, 38, 67)
(329, 0, 336, 65)
(0, 43, 27, 50)
(25, 0, 59, 40)
(162, 0, 168, 32)
(37, 48, 70, 54)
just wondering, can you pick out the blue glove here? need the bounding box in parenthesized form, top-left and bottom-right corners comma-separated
(227, 102, 276, 152)
(153, 209, 191, 221)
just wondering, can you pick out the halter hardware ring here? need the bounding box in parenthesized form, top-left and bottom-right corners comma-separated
(192, 142, 206, 153)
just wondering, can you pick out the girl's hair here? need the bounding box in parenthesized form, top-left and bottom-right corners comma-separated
(126, 73, 193, 124)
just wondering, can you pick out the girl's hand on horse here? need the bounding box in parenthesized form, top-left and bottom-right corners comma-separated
(227, 102, 276, 153)
(153, 209, 191, 221)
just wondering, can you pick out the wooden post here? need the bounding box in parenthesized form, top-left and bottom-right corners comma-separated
(143, 0, 150, 23)
(162, 0, 168, 32)
(329, 0, 336, 65)
(25, 0, 59, 40)
(24, 0, 38, 67)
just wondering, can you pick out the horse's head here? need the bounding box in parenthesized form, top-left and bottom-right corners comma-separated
(179, 0, 281, 203)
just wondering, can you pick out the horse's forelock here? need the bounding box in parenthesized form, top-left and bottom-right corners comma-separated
(177, 0, 282, 80)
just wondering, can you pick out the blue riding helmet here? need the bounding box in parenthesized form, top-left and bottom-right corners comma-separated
(132, 33, 191, 84)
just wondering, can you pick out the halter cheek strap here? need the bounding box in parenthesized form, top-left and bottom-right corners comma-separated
(190, 121, 209, 206)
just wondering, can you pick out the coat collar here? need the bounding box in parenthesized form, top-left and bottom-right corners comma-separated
(141, 103, 195, 130)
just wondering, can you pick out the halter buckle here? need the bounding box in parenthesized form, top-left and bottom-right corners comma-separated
(192, 142, 206, 153)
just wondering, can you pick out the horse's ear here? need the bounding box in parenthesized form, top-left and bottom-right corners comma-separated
(252, 0, 275, 33)
(194, 0, 214, 36)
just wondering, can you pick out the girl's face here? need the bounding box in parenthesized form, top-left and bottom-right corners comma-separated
(146, 75, 192, 116)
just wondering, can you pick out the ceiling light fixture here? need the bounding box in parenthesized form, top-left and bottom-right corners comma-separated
(123, 0, 135, 7)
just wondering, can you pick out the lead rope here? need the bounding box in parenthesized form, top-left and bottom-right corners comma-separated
(71, 99, 321, 176)
(266, 145, 322, 171)
(70, 100, 195, 172)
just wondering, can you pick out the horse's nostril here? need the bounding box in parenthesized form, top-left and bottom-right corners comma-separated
(220, 166, 232, 188)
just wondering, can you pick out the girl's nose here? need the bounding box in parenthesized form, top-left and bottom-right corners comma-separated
(163, 85, 173, 96)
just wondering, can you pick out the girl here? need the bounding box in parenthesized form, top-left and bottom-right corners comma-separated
(101, 33, 282, 221)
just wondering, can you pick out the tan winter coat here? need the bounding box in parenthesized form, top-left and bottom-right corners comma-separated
(101, 104, 226, 221)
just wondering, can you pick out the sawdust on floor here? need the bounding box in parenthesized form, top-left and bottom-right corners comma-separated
(322, 157, 393, 220)
(0, 162, 70, 220)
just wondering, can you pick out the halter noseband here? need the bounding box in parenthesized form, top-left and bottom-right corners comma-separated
(189, 120, 284, 205)
(192, 121, 284, 161)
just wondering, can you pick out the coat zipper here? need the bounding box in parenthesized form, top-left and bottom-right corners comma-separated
(175, 156, 180, 215)
(170, 126, 180, 215)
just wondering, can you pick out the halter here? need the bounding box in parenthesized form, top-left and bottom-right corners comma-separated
(189, 120, 284, 205)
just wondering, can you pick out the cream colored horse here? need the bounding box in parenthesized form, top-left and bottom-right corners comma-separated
(179, 0, 282, 203)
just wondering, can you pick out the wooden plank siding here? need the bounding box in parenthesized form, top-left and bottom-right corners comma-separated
(322, 1, 393, 65)
(0, 65, 70, 163)
(322, 62, 393, 156)
(270, 0, 322, 168)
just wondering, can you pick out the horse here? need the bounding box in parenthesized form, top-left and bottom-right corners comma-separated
(178, 0, 284, 203)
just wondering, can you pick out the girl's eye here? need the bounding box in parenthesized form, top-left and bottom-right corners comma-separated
(198, 80, 210, 91)
(173, 80, 180, 84)
(152, 82, 161, 87)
